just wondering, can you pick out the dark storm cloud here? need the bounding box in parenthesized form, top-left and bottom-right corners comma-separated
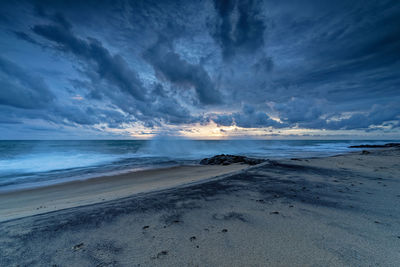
(274, 98, 323, 124)
(211, 0, 266, 60)
(144, 37, 222, 105)
(259, 0, 400, 130)
(32, 20, 146, 101)
(267, 1, 400, 86)
(252, 56, 273, 73)
(64, 76, 197, 127)
(151, 97, 197, 124)
(0, 57, 54, 109)
(213, 104, 285, 128)
(212, 114, 234, 127)
(26, 8, 209, 127)
(12, 31, 43, 47)
(51, 104, 130, 128)
(325, 103, 400, 130)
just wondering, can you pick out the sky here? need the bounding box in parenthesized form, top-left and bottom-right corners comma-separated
(0, 0, 399, 140)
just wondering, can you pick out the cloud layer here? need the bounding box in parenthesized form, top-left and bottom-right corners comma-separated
(0, 0, 399, 138)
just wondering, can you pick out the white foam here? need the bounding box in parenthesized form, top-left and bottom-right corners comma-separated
(0, 152, 119, 174)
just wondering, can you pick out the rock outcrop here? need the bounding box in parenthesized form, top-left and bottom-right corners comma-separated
(349, 143, 400, 148)
(200, 154, 265, 166)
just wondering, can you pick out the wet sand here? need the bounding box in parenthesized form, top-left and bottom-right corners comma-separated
(0, 164, 248, 222)
(1, 148, 400, 266)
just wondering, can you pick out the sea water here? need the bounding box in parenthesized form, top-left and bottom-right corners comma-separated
(0, 139, 394, 192)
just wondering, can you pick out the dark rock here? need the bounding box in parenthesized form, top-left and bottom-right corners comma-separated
(349, 143, 400, 148)
(142, 225, 149, 230)
(361, 150, 370, 155)
(156, 250, 168, 258)
(189, 236, 196, 241)
(200, 154, 265, 166)
(221, 229, 228, 233)
(270, 211, 279, 215)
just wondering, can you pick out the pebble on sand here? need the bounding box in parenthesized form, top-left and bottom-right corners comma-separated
(72, 243, 84, 251)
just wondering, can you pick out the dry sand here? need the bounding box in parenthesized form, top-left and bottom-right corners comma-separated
(1, 148, 400, 266)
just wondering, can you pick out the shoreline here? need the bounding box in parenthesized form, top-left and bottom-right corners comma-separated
(0, 163, 249, 222)
(0, 148, 386, 222)
(0, 164, 201, 194)
(0, 147, 366, 194)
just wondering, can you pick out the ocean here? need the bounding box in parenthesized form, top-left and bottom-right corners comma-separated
(0, 139, 394, 192)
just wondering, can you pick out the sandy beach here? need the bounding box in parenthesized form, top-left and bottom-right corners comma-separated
(0, 164, 247, 222)
(1, 147, 400, 266)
